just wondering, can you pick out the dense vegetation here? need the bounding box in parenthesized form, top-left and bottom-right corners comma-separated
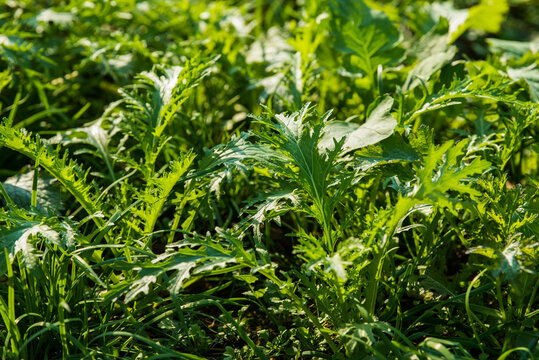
(0, 0, 537, 358)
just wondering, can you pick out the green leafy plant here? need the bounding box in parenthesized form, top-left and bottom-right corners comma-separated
(0, 0, 537, 359)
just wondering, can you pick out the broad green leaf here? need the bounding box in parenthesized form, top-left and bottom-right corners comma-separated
(507, 64, 539, 102)
(0, 222, 59, 273)
(354, 134, 419, 171)
(431, 0, 509, 43)
(465, 0, 508, 34)
(429, 3, 468, 41)
(320, 95, 397, 153)
(3, 172, 63, 213)
(404, 19, 456, 92)
(487, 38, 539, 60)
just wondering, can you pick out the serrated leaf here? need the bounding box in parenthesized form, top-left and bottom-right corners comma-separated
(168, 261, 198, 295)
(135, 153, 196, 233)
(493, 241, 523, 284)
(240, 189, 301, 240)
(121, 256, 200, 303)
(325, 253, 348, 280)
(330, 0, 402, 75)
(414, 139, 490, 201)
(0, 123, 103, 228)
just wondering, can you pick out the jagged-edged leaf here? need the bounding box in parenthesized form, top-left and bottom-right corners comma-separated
(133, 153, 196, 233)
(198, 133, 279, 194)
(134, 58, 216, 132)
(320, 95, 397, 153)
(404, 74, 530, 125)
(330, 0, 402, 75)
(325, 253, 348, 280)
(240, 189, 301, 239)
(119, 57, 218, 170)
(51, 118, 119, 170)
(110, 245, 240, 303)
(168, 261, 199, 295)
(468, 240, 525, 285)
(109, 254, 201, 303)
(252, 105, 345, 205)
(413, 139, 490, 201)
(0, 122, 103, 227)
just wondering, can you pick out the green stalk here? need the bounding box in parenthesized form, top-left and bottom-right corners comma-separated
(31, 148, 42, 208)
(260, 268, 340, 354)
(495, 276, 507, 322)
(2, 249, 22, 358)
(365, 197, 414, 316)
(466, 269, 488, 355)
(57, 256, 69, 359)
(0, 182, 14, 207)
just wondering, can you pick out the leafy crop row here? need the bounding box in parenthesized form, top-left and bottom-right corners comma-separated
(0, 0, 537, 359)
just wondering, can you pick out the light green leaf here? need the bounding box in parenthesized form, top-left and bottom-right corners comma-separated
(34, 9, 75, 27)
(414, 139, 490, 201)
(507, 64, 539, 102)
(326, 253, 348, 280)
(404, 19, 456, 92)
(320, 95, 397, 153)
(487, 38, 539, 60)
(0, 223, 59, 273)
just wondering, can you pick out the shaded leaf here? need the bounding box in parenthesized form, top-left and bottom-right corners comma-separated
(3, 171, 63, 213)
